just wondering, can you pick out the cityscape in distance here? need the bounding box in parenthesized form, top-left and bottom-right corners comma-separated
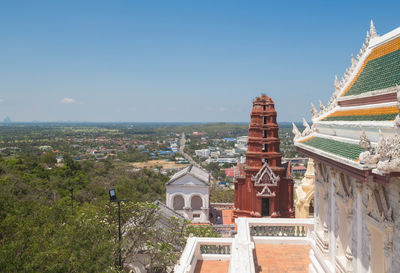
(1, 1, 400, 273)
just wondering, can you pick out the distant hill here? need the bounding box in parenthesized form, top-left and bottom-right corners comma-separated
(2, 116, 12, 123)
(278, 121, 304, 128)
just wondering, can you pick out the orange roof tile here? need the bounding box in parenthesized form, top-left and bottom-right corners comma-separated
(323, 105, 398, 119)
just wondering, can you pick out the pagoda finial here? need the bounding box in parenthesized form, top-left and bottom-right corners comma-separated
(370, 20, 378, 39)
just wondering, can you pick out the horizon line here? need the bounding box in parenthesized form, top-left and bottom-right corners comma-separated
(0, 120, 305, 124)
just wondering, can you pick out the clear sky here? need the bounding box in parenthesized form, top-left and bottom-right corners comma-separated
(1, 0, 399, 122)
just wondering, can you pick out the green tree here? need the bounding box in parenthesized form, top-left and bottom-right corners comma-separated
(210, 188, 234, 203)
(40, 151, 57, 167)
(121, 204, 219, 272)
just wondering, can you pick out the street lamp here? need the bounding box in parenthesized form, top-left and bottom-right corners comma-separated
(109, 189, 117, 201)
(109, 189, 126, 268)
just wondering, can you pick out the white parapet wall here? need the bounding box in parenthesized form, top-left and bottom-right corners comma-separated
(174, 237, 233, 273)
(229, 218, 256, 273)
(175, 217, 322, 273)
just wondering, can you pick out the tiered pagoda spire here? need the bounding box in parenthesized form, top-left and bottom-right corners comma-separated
(234, 94, 294, 218)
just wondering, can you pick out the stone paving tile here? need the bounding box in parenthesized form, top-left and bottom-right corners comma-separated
(193, 260, 230, 273)
(254, 244, 311, 273)
(221, 209, 234, 225)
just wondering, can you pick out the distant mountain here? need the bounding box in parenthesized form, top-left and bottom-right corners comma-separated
(2, 116, 12, 123)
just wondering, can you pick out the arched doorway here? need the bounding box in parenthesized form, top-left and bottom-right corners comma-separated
(261, 198, 270, 216)
(173, 195, 185, 210)
(191, 195, 203, 210)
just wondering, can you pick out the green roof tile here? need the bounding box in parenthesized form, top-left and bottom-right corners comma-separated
(344, 49, 400, 96)
(301, 137, 363, 161)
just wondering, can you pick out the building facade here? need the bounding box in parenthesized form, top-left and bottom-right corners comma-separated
(294, 21, 400, 272)
(234, 94, 294, 218)
(195, 149, 210, 158)
(166, 165, 210, 223)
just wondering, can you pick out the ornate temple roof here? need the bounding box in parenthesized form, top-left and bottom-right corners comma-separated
(294, 21, 400, 177)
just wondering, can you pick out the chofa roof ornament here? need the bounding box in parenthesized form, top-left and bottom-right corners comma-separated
(315, 21, 377, 116)
(334, 75, 340, 91)
(319, 101, 326, 112)
(301, 118, 312, 137)
(311, 103, 318, 119)
(370, 20, 378, 39)
(292, 123, 301, 140)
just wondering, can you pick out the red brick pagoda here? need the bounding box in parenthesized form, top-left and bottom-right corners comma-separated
(234, 94, 294, 218)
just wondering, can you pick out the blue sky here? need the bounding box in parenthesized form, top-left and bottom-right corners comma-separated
(1, 0, 399, 122)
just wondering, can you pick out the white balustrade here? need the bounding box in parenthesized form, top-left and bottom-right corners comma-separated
(174, 237, 232, 273)
(245, 218, 314, 245)
(175, 217, 315, 273)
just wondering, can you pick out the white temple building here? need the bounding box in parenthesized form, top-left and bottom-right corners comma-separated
(175, 21, 400, 273)
(166, 165, 210, 223)
(292, 20, 400, 273)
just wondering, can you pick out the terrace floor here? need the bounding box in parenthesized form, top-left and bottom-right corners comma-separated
(193, 260, 230, 273)
(254, 244, 311, 273)
(221, 209, 234, 225)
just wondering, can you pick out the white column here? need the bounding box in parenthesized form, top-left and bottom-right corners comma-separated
(315, 184, 320, 232)
(202, 196, 208, 209)
(329, 172, 336, 266)
(356, 182, 363, 273)
(184, 194, 192, 220)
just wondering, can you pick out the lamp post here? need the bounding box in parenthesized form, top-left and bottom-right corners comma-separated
(109, 189, 127, 268)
